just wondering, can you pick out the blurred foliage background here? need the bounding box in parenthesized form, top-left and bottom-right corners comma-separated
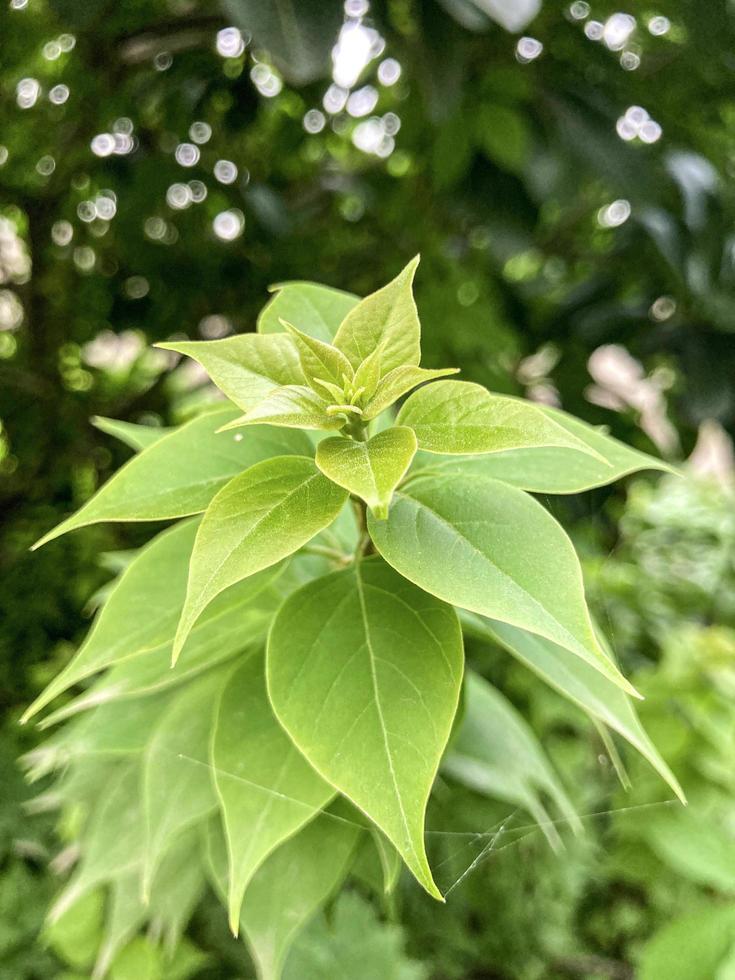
(1, 0, 735, 976)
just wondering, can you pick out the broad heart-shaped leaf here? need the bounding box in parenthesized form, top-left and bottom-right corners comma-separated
(220, 385, 344, 433)
(33, 407, 314, 549)
(367, 472, 638, 697)
(281, 320, 354, 393)
(258, 281, 358, 342)
(315, 427, 417, 520)
(362, 366, 460, 421)
(461, 614, 684, 802)
(173, 456, 348, 661)
(333, 257, 421, 375)
(411, 401, 675, 493)
(267, 557, 464, 900)
(397, 380, 604, 460)
(444, 671, 580, 849)
(156, 334, 304, 412)
(141, 669, 226, 897)
(211, 653, 334, 935)
(22, 519, 284, 724)
(92, 416, 171, 451)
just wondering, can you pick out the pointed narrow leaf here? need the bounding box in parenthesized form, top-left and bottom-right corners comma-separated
(367, 472, 638, 696)
(267, 558, 464, 900)
(173, 456, 347, 661)
(281, 320, 354, 392)
(444, 671, 579, 848)
(410, 401, 675, 493)
(398, 380, 605, 459)
(334, 257, 421, 374)
(352, 346, 383, 403)
(258, 281, 358, 341)
(363, 366, 460, 420)
(142, 670, 226, 896)
(219, 385, 344, 433)
(157, 334, 304, 411)
(92, 417, 171, 452)
(93, 872, 146, 980)
(461, 613, 684, 801)
(212, 654, 334, 934)
(315, 427, 417, 519)
(33, 408, 313, 549)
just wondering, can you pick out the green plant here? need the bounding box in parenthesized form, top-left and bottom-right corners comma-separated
(24, 259, 684, 978)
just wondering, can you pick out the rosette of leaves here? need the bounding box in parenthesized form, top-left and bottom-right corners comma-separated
(24, 258, 684, 979)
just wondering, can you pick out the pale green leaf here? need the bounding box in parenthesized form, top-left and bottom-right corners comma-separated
(638, 905, 735, 980)
(33, 408, 313, 549)
(281, 320, 354, 392)
(211, 653, 334, 934)
(156, 334, 304, 412)
(397, 380, 604, 459)
(333, 257, 421, 374)
(240, 814, 360, 980)
(444, 671, 580, 848)
(173, 456, 348, 661)
(315, 427, 417, 519)
(142, 670, 226, 897)
(267, 557, 464, 900)
(362, 367, 460, 421)
(23, 520, 283, 724)
(108, 937, 163, 980)
(258, 281, 358, 341)
(462, 614, 684, 801)
(219, 385, 344, 433)
(639, 807, 735, 891)
(45, 889, 104, 972)
(411, 401, 675, 493)
(93, 873, 146, 980)
(92, 417, 171, 452)
(367, 472, 638, 697)
(351, 346, 383, 404)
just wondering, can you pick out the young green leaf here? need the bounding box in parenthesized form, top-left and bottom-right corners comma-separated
(32, 408, 313, 549)
(258, 282, 359, 341)
(219, 385, 344, 433)
(173, 456, 348, 662)
(315, 427, 417, 519)
(397, 380, 605, 459)
(444, 671, 580, 849)
(211, 654, 334, 935)
(411, 401, 675, 493)
(93, 872, 146, 980)
(281, 319, 354, 393)
(333, 257, 421, 374)
(461, 613, 684, 802)
(351, 345, 383, 404)
(92, 417, 171, 452)
(362, 366, 460, 420)
(142, 669, 226, 898)
(367, 472, 638, 697)
(267, 557, 464, 900)
(156, 334, 304, 411)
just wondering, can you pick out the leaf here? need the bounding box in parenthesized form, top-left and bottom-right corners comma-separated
(222, 0, 344, 86)
(475, 104, 531, 174)
(258, 281, 358, 342)
(239, 814, 360, 980)
(142, 670, 226, 897)
(173, 456, 347, 661)
(367, 472, 638, 696)
(639, 807, 735, 891)
(219, 385, 344, 433)
(411, 401, 675, 493)
(156, 335, 304, 412)
(23, 520, 283, 724)
(397, 380, 603, 459)
(33, 408, 313, 549)
(444, 671, 580, 849)
(363, 367, 460, 421)
(211, 653, 333, 934)
(461, 614, 684, 801)
(45, 890, 104, 972)
(333, 258, 421, 375)
(315, 428, 417, 519)
(351, 346, 383, 404)
(281, 320, 354, 393)
(93, 872, 146, 980)
(638, 905, 735, 980)
(267, 557, 464, 900)
(92, 417, 171, 452)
